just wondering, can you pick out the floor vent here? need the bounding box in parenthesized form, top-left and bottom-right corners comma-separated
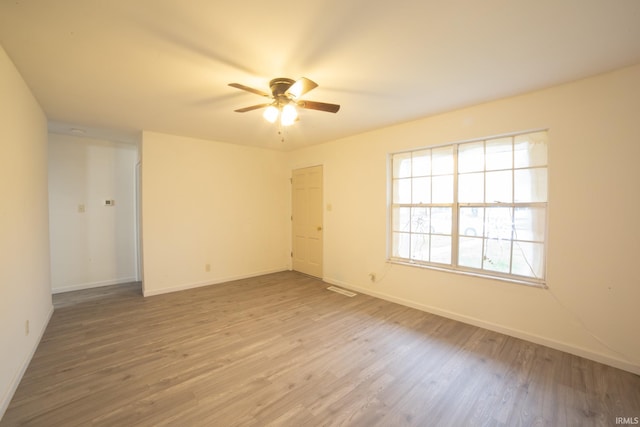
(326, 286, 357, 297)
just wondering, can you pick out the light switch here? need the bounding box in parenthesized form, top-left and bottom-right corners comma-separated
(78, 204, 85, 213)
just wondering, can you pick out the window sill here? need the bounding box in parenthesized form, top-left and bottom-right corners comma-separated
(388, 258, 547, 289)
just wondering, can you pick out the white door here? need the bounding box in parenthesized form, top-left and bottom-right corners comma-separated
(292, 166, 323, 278)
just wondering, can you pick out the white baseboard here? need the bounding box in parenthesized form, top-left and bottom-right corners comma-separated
(324, 277, 640, 376)
(142, 267, 289, 297)
(0, 304, 54, 420)
(52, 277, 138, 294)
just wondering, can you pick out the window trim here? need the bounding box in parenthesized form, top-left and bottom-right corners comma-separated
(387, 129, 548, 288)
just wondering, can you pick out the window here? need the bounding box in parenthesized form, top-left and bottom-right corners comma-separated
(389, 130, 548, 285)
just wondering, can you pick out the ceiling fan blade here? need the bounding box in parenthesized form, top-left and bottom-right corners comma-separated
(285, 77, 318, 99)
(228, 83, 270, 98)
(297, 100, 340, 113)
(234, 103, 271, 112)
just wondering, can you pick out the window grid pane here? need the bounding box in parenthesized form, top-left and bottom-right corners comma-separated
(412, 150, 431, 177)
(390, 130, 547, 283)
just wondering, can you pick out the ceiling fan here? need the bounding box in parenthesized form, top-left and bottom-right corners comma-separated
(228, 77, 340, 126)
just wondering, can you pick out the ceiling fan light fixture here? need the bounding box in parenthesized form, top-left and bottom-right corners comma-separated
(263, 105, 279, 123)
(280, 103, 298, 126)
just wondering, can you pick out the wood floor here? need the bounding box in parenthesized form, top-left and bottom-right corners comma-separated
(2, 272, 639, 426)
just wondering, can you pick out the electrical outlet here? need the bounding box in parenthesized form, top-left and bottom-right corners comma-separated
(205, 263, 211, 272)
(25, 320, 29, 336)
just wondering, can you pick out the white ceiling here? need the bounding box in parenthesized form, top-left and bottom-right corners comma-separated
(1, 0, 640, 150)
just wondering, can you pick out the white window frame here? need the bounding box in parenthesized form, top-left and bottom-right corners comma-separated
(388, 130, 548, 287)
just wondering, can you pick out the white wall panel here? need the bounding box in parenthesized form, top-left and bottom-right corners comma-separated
(141, 132, 290, 296)
(0, 44, 53, 418)
(48, 134, 138, 292)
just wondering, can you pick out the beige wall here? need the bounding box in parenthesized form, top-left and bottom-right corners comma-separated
(288, 64, 640, 374)
(140, 131, 290, 296)
(0, 45, 53, 417)
(48, 134, 138, 292)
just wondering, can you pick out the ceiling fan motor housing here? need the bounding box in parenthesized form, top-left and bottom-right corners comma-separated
(270, 78, 295, 105)
(269, 78, 294, 95)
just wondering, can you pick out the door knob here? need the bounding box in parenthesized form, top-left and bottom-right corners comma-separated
(317, 226, 323, 231)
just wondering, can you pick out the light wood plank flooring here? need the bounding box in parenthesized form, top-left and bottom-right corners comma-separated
(2, 271, 639, 426)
